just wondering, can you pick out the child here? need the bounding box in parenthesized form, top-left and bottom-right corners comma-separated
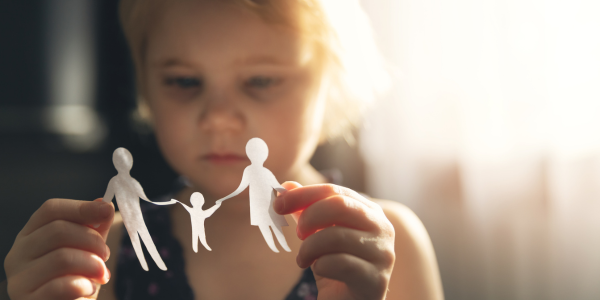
(3, 0, 444, 299)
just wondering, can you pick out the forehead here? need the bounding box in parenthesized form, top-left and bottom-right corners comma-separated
(146, 0, 308, 68)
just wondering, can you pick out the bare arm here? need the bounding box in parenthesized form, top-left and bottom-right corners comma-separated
(215, 167, 250, 204)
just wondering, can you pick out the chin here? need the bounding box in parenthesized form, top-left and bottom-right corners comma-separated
(188, 171, 245, 198)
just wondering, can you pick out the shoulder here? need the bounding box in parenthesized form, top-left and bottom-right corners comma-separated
(372, 199, 430, 242)
(98, 212, 124, 300)
(371, 199, 444, 300)
(372, 199, 434, 255)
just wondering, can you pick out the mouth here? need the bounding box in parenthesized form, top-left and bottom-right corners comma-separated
(202, 153, 249, 165)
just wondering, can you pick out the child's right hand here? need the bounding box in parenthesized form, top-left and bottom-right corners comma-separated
(4, 198, 114, 300)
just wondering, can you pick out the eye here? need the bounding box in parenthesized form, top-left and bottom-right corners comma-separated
(165, 76, 202, 89)
(245, 76, 281, 89)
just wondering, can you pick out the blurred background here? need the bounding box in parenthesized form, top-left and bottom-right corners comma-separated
(1, 0, 599, 299)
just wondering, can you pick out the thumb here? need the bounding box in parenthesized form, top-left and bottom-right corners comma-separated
(92, 198, 115, 241)
(278, 181, 303, 224)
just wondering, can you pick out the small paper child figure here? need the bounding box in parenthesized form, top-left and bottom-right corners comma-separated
(173, 192, 221, 252)
(103, 148, 176, 271)
(216, 138, 290, 253)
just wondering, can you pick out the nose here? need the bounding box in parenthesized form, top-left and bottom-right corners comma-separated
(199, 88, 245, 134)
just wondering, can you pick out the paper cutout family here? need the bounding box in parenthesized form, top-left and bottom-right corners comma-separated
(102, 138, 289, 271)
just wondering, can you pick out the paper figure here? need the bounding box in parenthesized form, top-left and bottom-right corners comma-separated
(216, 138, 290, 253)
(173, 192, 221, 252)
(103, 148, 176, 271)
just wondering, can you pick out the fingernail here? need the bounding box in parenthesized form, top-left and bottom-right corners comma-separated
(104, 245, 111, 261)
(103, 267, 111, 283)
(296, 255, 302, 268)
(91, 255, 110, 284)
(274, 196, 284, 213)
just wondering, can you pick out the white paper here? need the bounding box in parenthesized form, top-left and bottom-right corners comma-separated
(216, 138, 290, 253)
(103, 148, 176, 271)
(173, 192, 220, 252)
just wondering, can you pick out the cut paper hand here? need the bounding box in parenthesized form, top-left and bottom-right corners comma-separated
(216, 138, 290, 253)
(103, 148, 176, 271)
(173, 192, 221, 252)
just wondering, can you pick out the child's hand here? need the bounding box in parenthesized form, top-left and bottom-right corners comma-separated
(4, 198, 114, 300)
(275, 182, 395, 300)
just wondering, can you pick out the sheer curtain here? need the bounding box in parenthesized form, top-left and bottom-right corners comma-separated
(358, 0, 600, 299)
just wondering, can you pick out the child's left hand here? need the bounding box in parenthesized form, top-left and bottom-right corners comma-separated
(275, 182, 395, 300)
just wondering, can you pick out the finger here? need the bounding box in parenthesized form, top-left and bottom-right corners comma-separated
(14, 248, 109, 293)
(280, 182, 303, 223)
(312, 253, 388, 300)
(91, 198, 115, 240)
(296, 195, 382, 240)
(297, 226, 394, 268)
(20, 199, 114, 237)
(274, 184, 377, 215)
(23, 220, 110, 262)
(281, 181, 302, 192)
(28, 275, 97, 300)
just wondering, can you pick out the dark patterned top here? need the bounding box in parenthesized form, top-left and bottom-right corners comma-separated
(114, 196, 318, 300)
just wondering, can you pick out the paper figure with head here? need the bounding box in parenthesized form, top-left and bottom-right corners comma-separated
(173, 192, 221, 252)
(103, 148, 176, 271)
(216, 138, 290, 253)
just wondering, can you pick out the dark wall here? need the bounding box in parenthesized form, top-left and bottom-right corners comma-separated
(0, 0, 364, 283)
(0, 0, 178, 282)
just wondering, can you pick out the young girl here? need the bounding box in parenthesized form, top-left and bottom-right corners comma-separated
(3, 0, 444, 299)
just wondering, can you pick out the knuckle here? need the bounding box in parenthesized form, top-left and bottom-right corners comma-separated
(78, 200, 87, 219)
(327, 195, 350, 210)
(327, 227, 348, 246)
(51, 277, 79, 298)
(6, 280, 19, 299)
(41, 198, 61, 213)
(371, 215, 395, 237)
(380, 247, 396, 266)
(337, 254, 357, 273)
(312, 257, 327, 276)
(4, 250, 14, 271)
(47, 220, 71, 243)
(48, 219, 69, 232)
(324, 184, 343, 196)
(89, 231, 106, 250)
(375, 273, 391, 293)
(53, 248, 77, 267)
(380, 218, 396, 238)
(315, 254, 348, 275)
(4, 253, 18, 275)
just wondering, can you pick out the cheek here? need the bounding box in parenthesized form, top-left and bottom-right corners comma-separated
(147, 96, 199, 174)
(261, 78, 326, 176)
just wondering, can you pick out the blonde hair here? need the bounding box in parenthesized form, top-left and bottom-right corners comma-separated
(119, 0, 389, 142)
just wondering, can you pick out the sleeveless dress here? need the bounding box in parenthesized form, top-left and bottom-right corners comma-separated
(114, 183, 318, 300)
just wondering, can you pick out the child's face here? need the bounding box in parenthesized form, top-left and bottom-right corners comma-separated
(143, 0, 326, 196)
